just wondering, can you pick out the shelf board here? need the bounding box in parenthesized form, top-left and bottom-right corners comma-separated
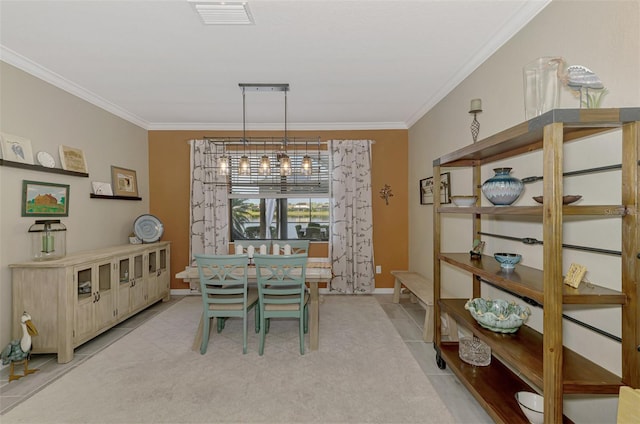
(90, 194, 142, 201)
(438, 205, 626, 216)
(439, 253, 626, 305)
(439, 343, 574, 423)
(0, 159, 89, 177)
(434, 108, 640, 167)
(440, 298, 624, 395)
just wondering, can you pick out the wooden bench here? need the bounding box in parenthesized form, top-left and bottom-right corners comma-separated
(391, 271, 457, 342)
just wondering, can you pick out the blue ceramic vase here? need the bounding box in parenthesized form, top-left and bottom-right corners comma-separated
(481, 167, 524, 205)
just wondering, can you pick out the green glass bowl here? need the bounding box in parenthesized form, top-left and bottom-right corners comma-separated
(465, 298, 530, 333)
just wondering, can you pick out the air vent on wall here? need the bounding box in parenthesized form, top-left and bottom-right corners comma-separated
(190, 1, 254, 25)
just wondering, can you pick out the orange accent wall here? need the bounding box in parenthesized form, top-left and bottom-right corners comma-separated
(148, 129, 408, 291)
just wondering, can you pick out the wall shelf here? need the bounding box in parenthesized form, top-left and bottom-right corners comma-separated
(90, 194, 142, 201)
(0, 159, 89, 177)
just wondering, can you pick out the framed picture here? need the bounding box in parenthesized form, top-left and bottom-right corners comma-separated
(420, 172, 451, 205)
(91, 181, 113, 196)
(22, 180, 70, 217)
(111, 166, 138, 197)
(59, 145, 88, 173)
(1, 133, 34, 165)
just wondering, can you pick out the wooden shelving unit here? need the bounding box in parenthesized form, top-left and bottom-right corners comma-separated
(432, 108, 640, 423)
(0, 158, 89, 177)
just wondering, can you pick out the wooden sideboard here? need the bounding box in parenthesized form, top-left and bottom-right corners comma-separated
(10, 242, 171, 363)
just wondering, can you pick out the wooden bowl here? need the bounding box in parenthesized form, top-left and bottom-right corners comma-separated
(532, 195, 582, 205)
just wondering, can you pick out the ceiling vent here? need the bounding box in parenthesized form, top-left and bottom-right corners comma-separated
(190, 1, 254, 25)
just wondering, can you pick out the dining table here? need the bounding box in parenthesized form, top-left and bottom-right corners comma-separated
(175, 260, 332, 351)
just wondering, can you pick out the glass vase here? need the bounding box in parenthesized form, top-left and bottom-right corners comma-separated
(523, 56, 563, 120)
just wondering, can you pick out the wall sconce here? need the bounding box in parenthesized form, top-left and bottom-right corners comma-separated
(379, 184, 393, 205)
(469, 98, 482, 142)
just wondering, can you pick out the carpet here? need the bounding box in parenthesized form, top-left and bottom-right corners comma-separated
(1, 295, 455, 424)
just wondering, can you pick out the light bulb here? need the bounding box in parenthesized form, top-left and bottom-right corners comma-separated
(219, 155, 229, 176)
(280, 154, 291, 176)
(239, 155, 251, 176)
(259, 154, 271, 175)
(301, 154, 312, 176)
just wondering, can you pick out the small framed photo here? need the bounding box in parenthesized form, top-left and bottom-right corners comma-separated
(1, 133, 34, 165)
(111, 166, 138, 197)
(420, 172, 451, 205)
(22, 180, 70, 217)
(59, 145, 88, 173)
(91, 181, 113, 196)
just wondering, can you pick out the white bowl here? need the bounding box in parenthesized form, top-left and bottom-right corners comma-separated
(515, 391, 543, 424)
(451, 195, 477, 207)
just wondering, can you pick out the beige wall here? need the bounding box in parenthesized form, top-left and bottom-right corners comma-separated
(148, 129, 409, 292)
(0, 62, 149, 348)
(408, 1, 639, 422)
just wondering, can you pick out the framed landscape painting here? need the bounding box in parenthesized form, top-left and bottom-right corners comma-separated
(22, 180, 70, 217)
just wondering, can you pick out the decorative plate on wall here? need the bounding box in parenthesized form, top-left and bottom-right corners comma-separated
(133, 214, 164, 243)
(36, 151, 56, 168)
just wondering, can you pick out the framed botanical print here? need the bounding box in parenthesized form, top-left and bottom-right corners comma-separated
(420, 172, 451, 205)
(1, 133, 34, 165)
(59, 145, 88, 173)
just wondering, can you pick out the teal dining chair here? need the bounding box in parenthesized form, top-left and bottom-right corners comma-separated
(194, 254, 259, 354)
(253, 253, 308, 355)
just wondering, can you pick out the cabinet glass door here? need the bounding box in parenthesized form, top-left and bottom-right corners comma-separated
(76, 266, 92, 301)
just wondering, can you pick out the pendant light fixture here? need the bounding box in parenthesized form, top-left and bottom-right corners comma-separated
(218, 154, 230, 176)
(258, 140, 271, 175)
(301, 139, 312, 176)
(279, 88, 291, 176)
(238, 85, 251, 176)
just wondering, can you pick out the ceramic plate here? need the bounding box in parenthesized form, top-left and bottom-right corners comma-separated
(37, 151, 56, 168)
(133, 214, 164, 243)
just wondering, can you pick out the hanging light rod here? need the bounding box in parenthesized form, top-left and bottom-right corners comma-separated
(238, 83, 289, 92)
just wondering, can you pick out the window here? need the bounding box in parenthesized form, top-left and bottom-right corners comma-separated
(226, 140, 330, 241)
(231, 197, 329, 241)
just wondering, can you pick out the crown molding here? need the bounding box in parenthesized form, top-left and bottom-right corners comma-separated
(1, 45, 149, 129)
(147, 121, 408, 131)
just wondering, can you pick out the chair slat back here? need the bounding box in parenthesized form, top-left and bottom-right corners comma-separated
(233, 240, 271, 255)
(254, 254, 307, 305)
(195, 254, 249, 306)
(275, 240, 310, 255)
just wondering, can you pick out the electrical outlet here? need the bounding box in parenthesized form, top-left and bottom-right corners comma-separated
(375, 265, 382, 274)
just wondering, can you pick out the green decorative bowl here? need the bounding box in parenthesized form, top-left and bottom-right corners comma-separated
(464, 298, 531, 333)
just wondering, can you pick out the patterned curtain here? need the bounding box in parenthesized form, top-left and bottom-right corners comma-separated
(329, 139, 375, 293)
(189, 140, 229, 264)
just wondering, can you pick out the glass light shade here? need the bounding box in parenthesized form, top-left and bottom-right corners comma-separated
(259, 154, 271, 175)
(301, 154, 313, 175)
(218, 155, 230, 176)
(239, 155, 251, 176)
(29, 219, 67, 261)
(280, 154, 292, 176)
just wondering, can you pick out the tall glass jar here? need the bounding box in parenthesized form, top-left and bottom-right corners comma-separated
(523, 56, 563, 120)
(481, 168, 524, 206)
(29, 220, 67, 261)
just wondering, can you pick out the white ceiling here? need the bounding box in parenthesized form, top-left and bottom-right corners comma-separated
(0, 0, 550, 131)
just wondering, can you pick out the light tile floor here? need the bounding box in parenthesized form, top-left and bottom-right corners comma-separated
(1, 294, 493, 423)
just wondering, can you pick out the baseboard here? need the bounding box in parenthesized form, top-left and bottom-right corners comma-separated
(171, 287, 396, 296)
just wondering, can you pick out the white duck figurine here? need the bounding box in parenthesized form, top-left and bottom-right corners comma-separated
(1, 311, 39, 382)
